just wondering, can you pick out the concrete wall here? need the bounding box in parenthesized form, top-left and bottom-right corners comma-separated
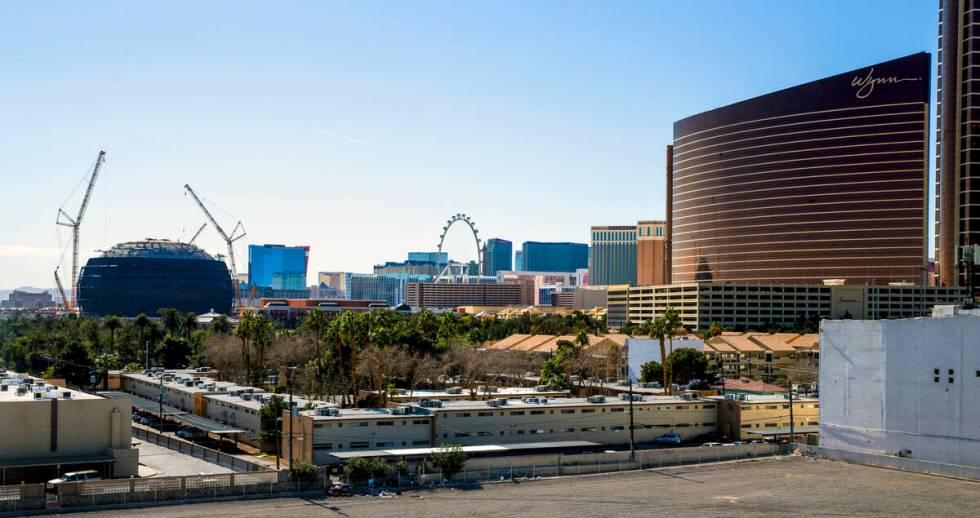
(820, 316, 980, 467)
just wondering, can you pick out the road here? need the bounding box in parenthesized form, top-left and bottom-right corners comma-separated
(67, 456, 980, 517)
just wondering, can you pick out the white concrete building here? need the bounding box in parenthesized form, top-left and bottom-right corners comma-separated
(626, 335, 704, 383)
(0, 371, 138, 483)
(820, 316, 980, 467)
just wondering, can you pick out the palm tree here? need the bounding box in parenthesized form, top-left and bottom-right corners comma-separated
(158, 307, 180, 336)
(182, 312, 198, 340)
(663, 307, 683, 391)
(235, 313, 256, 382)
(303, 308, 329, 358)
(102, 315, 122, 353)
(646, 317, 670, 394)
(210, 315, 232, 335)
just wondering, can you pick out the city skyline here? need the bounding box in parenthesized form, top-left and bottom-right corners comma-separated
(0, 1, 935, 288)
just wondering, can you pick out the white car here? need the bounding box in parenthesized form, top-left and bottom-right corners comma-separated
(47, 470, 101, 490)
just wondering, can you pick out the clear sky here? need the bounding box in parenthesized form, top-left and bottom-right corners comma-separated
(0, 0, 937, 289)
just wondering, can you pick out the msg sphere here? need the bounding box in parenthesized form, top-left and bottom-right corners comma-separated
(436, 213, 482, 277)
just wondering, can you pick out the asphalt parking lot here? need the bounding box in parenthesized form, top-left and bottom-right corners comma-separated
(77, 456, 980, 517)
(136, 441, 233, 477)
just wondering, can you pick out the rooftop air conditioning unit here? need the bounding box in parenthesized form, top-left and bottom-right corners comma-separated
(724, 394, 738, 401)
(391, 406, 413, 415)
(446, 387, 463, 395)
(241, 393, 252, 401)
(522, 396, 539, 404)
(33, 392, 42, 399)
(478, 385, 498, 393)
(534, 385, 550, 392)
(62, 391, 72, 399)
(586, 395, 606, 404)
(420, 399, 443, 408)
(315, 406, 339, 417)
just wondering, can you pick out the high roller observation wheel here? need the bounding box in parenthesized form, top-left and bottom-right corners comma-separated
(436, 213, 483, 277)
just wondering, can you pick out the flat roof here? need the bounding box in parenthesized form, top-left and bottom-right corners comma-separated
(304, 394, 711, 420)
(330, 441, 602, 459)
(747, 427, 819, 436)
(386, 387, 569, 398)
(172, 413, 245, 434)
(98, 391, 186, 415)
(204, 391, 330, 412)
(0, 375, 101, 402)
(122, 371, 250, 396)
(706, 394, 817, 404)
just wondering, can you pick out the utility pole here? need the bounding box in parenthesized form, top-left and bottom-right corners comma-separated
(788, 385, 795, 443)
(626, 343, 636, 462)
(287, 367, 295, 470)
(275, 416, 281, 471)
(158, 375, 165, 433)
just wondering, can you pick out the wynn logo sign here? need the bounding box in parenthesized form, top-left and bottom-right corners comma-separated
(851, 67, 922, 99)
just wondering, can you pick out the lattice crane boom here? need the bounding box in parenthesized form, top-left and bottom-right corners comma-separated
(56, 150, 106, 311)
(183, 184, 245, 309)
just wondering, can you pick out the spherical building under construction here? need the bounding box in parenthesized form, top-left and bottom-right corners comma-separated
(77, 239, 233, 317)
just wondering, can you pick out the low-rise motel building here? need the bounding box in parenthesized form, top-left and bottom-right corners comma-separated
(285, 394, 719, 465)
(712, 393, 819, 442)
(1, 370, 138, 484)
(119, 369, 329, 444)
(702, 332, 819, 383)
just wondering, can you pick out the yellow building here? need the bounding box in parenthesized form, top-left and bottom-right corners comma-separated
(713, 394, 819, 441)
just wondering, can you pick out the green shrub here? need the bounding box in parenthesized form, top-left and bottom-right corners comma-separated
(290, 459, 319, 483)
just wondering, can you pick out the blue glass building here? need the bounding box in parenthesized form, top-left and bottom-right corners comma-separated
(590, 225, 638, 286)
(407, 251, 448, 265)
(515, 251, 523, 272)
(483, 238, 512, 276)
(248, 244, 309, 290)
(520, 242, 588, 273)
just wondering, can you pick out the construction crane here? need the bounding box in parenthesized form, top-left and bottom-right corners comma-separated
(187, 223, 208, 245)
(56, 150, 106, 312)
(183, 184, 245, 309)
(53, 267, 69, 312)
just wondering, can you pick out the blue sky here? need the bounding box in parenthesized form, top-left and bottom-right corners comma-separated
(0, 0, 937, 288)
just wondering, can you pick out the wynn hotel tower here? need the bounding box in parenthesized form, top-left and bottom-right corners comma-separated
(670, 53, 931, 285)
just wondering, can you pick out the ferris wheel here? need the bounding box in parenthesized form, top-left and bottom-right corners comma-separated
(436, 213, 483, 280)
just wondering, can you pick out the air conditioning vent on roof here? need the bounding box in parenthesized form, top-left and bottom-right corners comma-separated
(446, 387, 463, 395)
(62, 391, 72, 399)
(534, 385, 550, 392)
(241, 393, 252, 401)
(586, 395, 606, 404)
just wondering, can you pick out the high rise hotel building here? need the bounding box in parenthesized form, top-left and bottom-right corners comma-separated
(670, 53, 931, 285)
(937, 0, 980, 291)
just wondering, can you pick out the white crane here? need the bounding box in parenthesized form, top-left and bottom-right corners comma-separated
(183, 184, 246, 309)
(56, 150, 106, 312)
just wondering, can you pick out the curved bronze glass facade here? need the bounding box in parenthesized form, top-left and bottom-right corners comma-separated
(671, 53, 930, 285)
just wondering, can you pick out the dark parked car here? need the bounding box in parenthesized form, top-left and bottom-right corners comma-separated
(329, 484, 353, 497)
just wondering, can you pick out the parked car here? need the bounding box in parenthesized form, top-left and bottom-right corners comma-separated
(655, 433, 682, 445)
(701, 442, 722, 447)
(175, 427, 195, 439)
(731, 441, 747, 445)
(329, 484, 353, 497)
(47, 471, 101, 491)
